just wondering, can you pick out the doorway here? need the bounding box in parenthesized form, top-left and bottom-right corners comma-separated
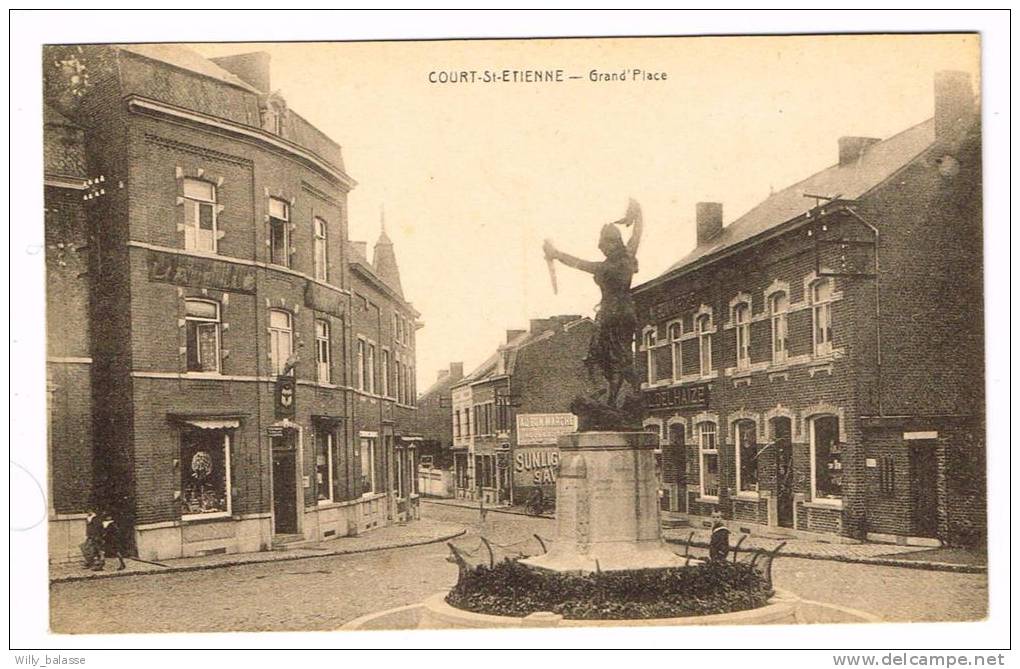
(772, 417, 794, 528)
(666, 424, 686, 512)
(272, 433, 298, 535)
(910, 443, 939, 538)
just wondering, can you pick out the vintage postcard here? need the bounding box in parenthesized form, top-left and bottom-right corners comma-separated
(12, 15, 1006, 656)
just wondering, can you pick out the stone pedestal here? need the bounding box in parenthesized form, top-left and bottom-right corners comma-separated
(521, 431, 685, 573)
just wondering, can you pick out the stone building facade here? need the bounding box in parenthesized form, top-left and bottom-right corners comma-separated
(44, 44, 420, 562)
(633, 72, 984, 546)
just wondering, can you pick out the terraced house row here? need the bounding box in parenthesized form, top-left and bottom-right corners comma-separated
(634, 71, 985, 547)
(45, 45, 421, 562)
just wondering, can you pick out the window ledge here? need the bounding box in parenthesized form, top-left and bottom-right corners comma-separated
(181, 371, 224, 379)
(734, 492, 761, 501)
(804, 499, 843, 510)
(181, 511, 232, 523)
(359, 492, 387, 502)
(695, 496, 720, 504)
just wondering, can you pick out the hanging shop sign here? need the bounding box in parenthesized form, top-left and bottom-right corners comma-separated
(516, 413, 577, 446)
(147, 249, 257, 294)
(644, 382, 710, 411)
(275, 375, 297, 419)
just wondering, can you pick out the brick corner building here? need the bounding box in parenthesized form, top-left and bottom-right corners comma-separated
(44, 44, 420, 562)
(633, 71, 984, 547)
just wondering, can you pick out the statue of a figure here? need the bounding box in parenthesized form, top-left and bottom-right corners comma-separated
(543, 199, 645, 431)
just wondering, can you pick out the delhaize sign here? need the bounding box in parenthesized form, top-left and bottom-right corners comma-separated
(516, 413, 577, 446)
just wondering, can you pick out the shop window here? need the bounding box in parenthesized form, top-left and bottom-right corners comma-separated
(811, 415, 842, 501)
(359, 436, 376, 496)
(733, 302, 751, 370)
(315, 319, 331, 384)
(269, 198, 290, 267)
(183, 179, 217, 253)
(811, 279, 834, 356)
(669, 322, 683, 380)
(181, 428, 231, 518)
(769, 291, 789, 364)
(185, 299, 220, 373)
(735, 419, 759, 493)
(316, 428, 334, 503)
(697, 314, 713, 377)
(268, 309, 293, 376)
(698, 421, 719, 498)
(313, 217, 329, 281)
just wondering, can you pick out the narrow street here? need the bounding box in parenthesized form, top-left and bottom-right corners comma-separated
(50, 501, 987, 634)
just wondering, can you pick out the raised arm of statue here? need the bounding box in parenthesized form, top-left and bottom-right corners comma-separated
(544, 240, 600, 275)
(625, 198, 643, 257)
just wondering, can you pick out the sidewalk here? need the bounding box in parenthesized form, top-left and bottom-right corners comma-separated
(50, 518, 466, 584)
(422, 498, 985, 574)
(422, 496, 552, 519)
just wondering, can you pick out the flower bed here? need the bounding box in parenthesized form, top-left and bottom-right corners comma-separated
(446, 559, 773, 620)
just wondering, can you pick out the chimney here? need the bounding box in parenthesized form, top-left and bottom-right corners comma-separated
(696, 202, 723, 246)
(506, 329, 527, 344)
(210, 52, 272, 92)
(934, 70, 975, 141)
(449, 362, 464, 382)
(838, 136, 881, 166)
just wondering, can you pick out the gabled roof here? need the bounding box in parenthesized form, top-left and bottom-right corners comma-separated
(118, 44, 262, 94)
(643, 118, 936, 287)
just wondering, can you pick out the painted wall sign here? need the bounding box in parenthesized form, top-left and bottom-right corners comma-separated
(513, 447, 560, 486)
(516, 413, 577, 446)
(147, 249, 257, 294)
(304, 281, 345, 319)
(644, 383, 711, 411)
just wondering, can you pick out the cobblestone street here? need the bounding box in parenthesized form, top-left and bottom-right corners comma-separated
(50, 501, 987, 633)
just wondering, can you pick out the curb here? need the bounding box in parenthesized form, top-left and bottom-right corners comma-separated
(422, 498, 553, 520)
(50, 527, 468, 584)
(664, 538, 987, 574)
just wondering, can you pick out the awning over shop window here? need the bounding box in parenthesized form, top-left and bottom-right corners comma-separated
(182, 418, 240, 430)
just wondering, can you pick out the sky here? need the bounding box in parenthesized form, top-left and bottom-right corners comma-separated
(195, 35, 979, 391)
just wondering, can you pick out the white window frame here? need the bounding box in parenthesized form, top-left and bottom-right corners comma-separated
(669, 322, 683, 381)
(313, 216, 329, 281)
(809, 415, 843, 505)
(268, 309, 293, 376)
(381, 348, 391, 397)
(182, 178, 218, 253)
(769, 291, 789, 365)
(644, 328, 657, 384)
(733, 302, 751, 370)
(697, 314, 713, 378)
(315, 319, 331, 384)
(367, 342, 377, 395)
(316, 429, 334, 504)
(184, 299, 221, 374)
(181, 430, 232, 521)
(811, 279, 834, 356)
(269, 197, 291, 268)
(734, 419, 759, 495)
(356, 337, 367, 391)
(698, 421, 719, 500)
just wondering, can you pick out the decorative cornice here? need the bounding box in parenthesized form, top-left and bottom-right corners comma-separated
(125, 95, 357, 190)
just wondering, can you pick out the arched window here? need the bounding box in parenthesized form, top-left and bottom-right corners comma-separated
(313, 217, 329, 281)
(269, 198, 291, 268)
(769, 291, 789, 364)
(810, 415, 842, 501)
(315, 319, 331, 384)
(669, 322, 683, 380)
(696, 314, 713, 378)
(184, 299, 220, 373)
(811, 279, 834, 356)
(268, 309, 293, 376)
(733, 302, 751, 370)
(698, 421, 719, 498)
(734, 419, 758, 493)
(182, 179, 218, 253)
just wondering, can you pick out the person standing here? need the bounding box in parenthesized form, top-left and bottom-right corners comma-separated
(79, 509, 103, 570)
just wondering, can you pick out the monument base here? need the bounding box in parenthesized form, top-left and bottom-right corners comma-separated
(520, 430, 685, 574)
